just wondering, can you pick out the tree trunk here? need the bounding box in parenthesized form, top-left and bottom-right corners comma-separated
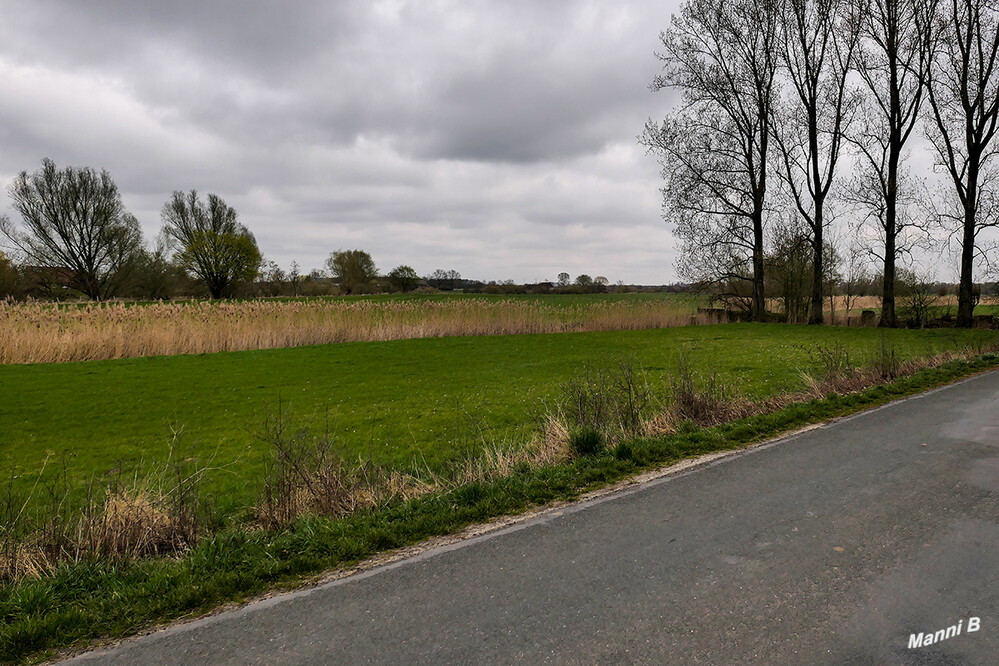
(956, 160, 980, 328)
(956, 199, 977, 327)
(809, 208, 824, 325)
(880, 133, 900, 327)
(752, 210, 766, 322)
(878, 236, 898, 328)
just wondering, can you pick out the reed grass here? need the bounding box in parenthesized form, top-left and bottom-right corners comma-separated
(0, 296, 702, 364)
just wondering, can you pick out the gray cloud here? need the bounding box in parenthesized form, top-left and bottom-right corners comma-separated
(0, 0, 681, 284)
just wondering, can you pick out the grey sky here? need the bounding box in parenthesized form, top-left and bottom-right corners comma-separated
(0, 0, 684, 284)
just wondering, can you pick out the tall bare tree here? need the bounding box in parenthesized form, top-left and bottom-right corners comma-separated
(1, 159, 142, 300)
(925, 0, 999, 327)
(843, 153, 933, 311)
(643, 0, 780, 321)
(850, 0, 935, 326)
(775, 0, 861, 324)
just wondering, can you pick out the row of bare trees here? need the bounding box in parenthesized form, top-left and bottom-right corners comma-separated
(644, 0, 999, 327)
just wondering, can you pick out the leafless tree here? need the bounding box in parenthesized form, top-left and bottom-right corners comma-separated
(643, 0, 780, 321)
(1, 159, 142, 300)
(924, 0, 999, 327)
(775, 0, 862, 324)
(843, 152, 934, 298)
(841, 239, 873, 323)
(849, 0, 936, 326)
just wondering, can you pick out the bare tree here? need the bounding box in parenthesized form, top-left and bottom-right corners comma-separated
(925, 0, 999, 327)
(850, 0, 936, 326)
(643, 0, 780, 321)
(775, 0, 861, 324)
(1, 159, 142, 300)
(843, 154, 934, 307)
(841, 239, 873, 323)
(161, 190, 261, 299)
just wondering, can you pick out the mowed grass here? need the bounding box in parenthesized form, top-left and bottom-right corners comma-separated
(1, 324, 993, 517)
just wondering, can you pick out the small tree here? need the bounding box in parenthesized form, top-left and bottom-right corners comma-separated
(427, 268, 448, 289)
(130, 235, 183, 300)
(766, 220, 813, 323)
(0, 251, 26, 300)
(326, 250, 377, 294)
(289, 261, 301, 298)
(1, 159, 143, 300)
(557, 272, 571, 287)
(841, 241, 872, 324)
(388, 265, 419, 292)
(161, 190, 261, 299)
(259, 260, 286, 297)
(897, 267, 938, 327)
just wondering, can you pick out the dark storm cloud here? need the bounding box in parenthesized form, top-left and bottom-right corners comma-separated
(0, 0, 682, 283)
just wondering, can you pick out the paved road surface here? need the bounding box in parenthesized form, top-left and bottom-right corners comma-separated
(67, 371, 999, 664)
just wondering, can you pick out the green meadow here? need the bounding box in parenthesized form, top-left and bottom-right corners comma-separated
(1, 323, 992, 516)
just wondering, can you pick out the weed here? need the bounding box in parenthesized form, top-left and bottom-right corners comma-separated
(871, 335, 901, 380)
(669, 353, 734, 426)
(557, 358, 655, 443)
(808, 342, 855, 379)
(569, 427, 605, 457)
(255, 408, 430, 530)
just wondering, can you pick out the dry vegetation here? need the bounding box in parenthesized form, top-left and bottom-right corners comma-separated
(0, 297, 705, 364)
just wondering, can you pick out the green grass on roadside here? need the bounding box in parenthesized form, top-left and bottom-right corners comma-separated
(1, 324, 994, 518)
(3, 351, 998, 665)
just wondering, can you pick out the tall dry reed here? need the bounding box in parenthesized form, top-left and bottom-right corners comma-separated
(0, 297, 703, 364)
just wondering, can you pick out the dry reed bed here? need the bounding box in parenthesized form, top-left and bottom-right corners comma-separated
(0, 299, 700, 364)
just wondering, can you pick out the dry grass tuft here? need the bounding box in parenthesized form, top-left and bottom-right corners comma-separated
(0, 434, 214, 581)
(254, 411, 433, 530)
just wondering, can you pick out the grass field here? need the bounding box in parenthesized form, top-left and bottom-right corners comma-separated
(4, 348, 999, 664)
(2, 323, 993, 519)
(2, 322, 998, 663)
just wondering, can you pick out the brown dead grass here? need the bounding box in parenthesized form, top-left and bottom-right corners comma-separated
(0, 298, 703, 364)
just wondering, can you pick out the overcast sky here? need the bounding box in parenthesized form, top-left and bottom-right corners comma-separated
(0, 0, 688, 284)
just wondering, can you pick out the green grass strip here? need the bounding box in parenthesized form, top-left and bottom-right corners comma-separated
(2, 353, 998, 664)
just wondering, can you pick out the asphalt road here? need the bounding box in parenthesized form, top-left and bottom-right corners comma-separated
(66, 371, 999, 665)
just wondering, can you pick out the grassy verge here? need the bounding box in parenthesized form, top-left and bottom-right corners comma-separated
(2, 351, 998, 664)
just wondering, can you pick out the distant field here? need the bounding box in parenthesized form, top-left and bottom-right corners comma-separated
(0, 293, 704, 364)
(1, 323, 992, 517)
